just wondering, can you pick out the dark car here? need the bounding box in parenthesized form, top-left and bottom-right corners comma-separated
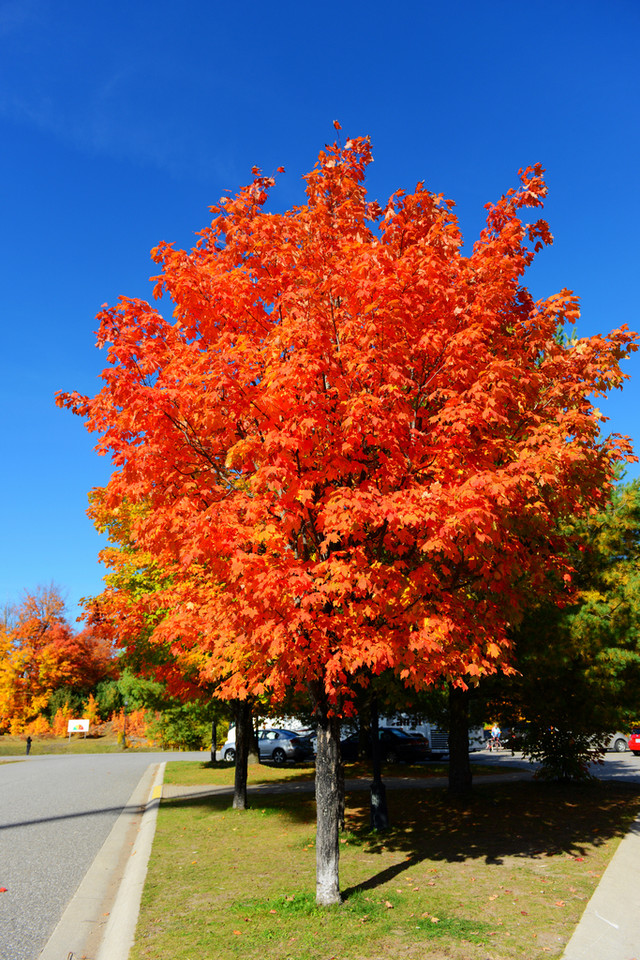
(340, 727, 431, 764)
(339, 732, 362, 762)
(222, 728, 314, 765)
(379, 727, 431, 762)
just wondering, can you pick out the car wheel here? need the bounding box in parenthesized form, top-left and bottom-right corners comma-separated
(272, 748, 286, 765)
(224, 748, 236, 762)
(614, 738, 627, 752)
(386, 750, 399, 763)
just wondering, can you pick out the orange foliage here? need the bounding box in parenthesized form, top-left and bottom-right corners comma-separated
(57, 137, 638, 712)
(110, 707, 148, 738)
(0, 585, 117, 729)
(9, 717, 24, 735)
(83, 693, 101, 725)
(24, 715, 51, 737)
(51, 705, 73, 737)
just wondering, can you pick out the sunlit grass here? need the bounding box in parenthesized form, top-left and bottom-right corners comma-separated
(0, 734, 159, 755)
(131, 770, 640, 960)
(161, 757, 505, 788)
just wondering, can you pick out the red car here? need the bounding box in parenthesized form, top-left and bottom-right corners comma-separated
(628, 729, 640, 755)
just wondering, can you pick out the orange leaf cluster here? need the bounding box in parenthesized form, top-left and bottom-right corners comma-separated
(57, 137, 638, 710)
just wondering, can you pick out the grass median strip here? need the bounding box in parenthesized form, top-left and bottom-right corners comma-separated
(160, 757, 508, 788)
(131, 764, 640, 960)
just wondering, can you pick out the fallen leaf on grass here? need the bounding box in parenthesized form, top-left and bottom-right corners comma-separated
(384, 901, 394, 909)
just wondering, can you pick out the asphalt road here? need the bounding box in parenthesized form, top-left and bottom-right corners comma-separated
(0, 750, 207, 960)
(471, 746, 640, 784)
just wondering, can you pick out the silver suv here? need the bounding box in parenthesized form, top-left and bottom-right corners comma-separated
(222, 728, 314, 765)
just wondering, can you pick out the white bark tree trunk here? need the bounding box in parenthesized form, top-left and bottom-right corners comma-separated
(315, 709, 342, 905)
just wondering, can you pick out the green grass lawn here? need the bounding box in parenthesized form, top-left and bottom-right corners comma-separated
(131, 762, 640, 960)
(161, 757, 471, 788)
(0, 734, 159, 755)
(163, 755, 514, 785)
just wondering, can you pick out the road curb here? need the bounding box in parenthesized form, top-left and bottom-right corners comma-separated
(37, 761, 165, 960)
(95, 761, 165, 960)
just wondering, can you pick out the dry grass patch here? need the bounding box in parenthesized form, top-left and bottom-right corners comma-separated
(131, 770, 640, 960)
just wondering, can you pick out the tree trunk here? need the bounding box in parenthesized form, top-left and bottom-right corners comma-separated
(369, 696, 389, 831)
(233, 699, 252, 810)
(248, 715, 260, 765)
(315, 704, 342, 905)
(210, 719, 217, 763)
(337, 753, 345, 832)
(448, 683, 472, 798)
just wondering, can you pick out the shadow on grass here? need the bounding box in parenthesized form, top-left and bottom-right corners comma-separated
(161, 791, 317, 819)
(341, 780, 640, 899)
(161, 777, 640, 901)
(200, 759, 317, 777)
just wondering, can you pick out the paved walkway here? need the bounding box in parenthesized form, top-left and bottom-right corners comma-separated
(561, 811, 640, 960)
(36, 757, 640, 960)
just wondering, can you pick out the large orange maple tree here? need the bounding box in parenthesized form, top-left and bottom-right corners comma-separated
(58, 132, 637, 903)
(0, 585, 115, 731)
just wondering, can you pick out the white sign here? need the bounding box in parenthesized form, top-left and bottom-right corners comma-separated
(67, 719, 90, 733)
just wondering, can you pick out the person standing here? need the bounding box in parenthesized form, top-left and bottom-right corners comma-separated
(26, 736, 32, 755)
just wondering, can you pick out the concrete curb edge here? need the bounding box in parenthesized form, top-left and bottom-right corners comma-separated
(96, 761, 166, 960)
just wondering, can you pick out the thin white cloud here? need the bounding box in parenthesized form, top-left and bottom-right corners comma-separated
(0, 65, 238, 185)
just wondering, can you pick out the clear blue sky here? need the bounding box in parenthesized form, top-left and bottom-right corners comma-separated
(1, 0, 638, 625)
